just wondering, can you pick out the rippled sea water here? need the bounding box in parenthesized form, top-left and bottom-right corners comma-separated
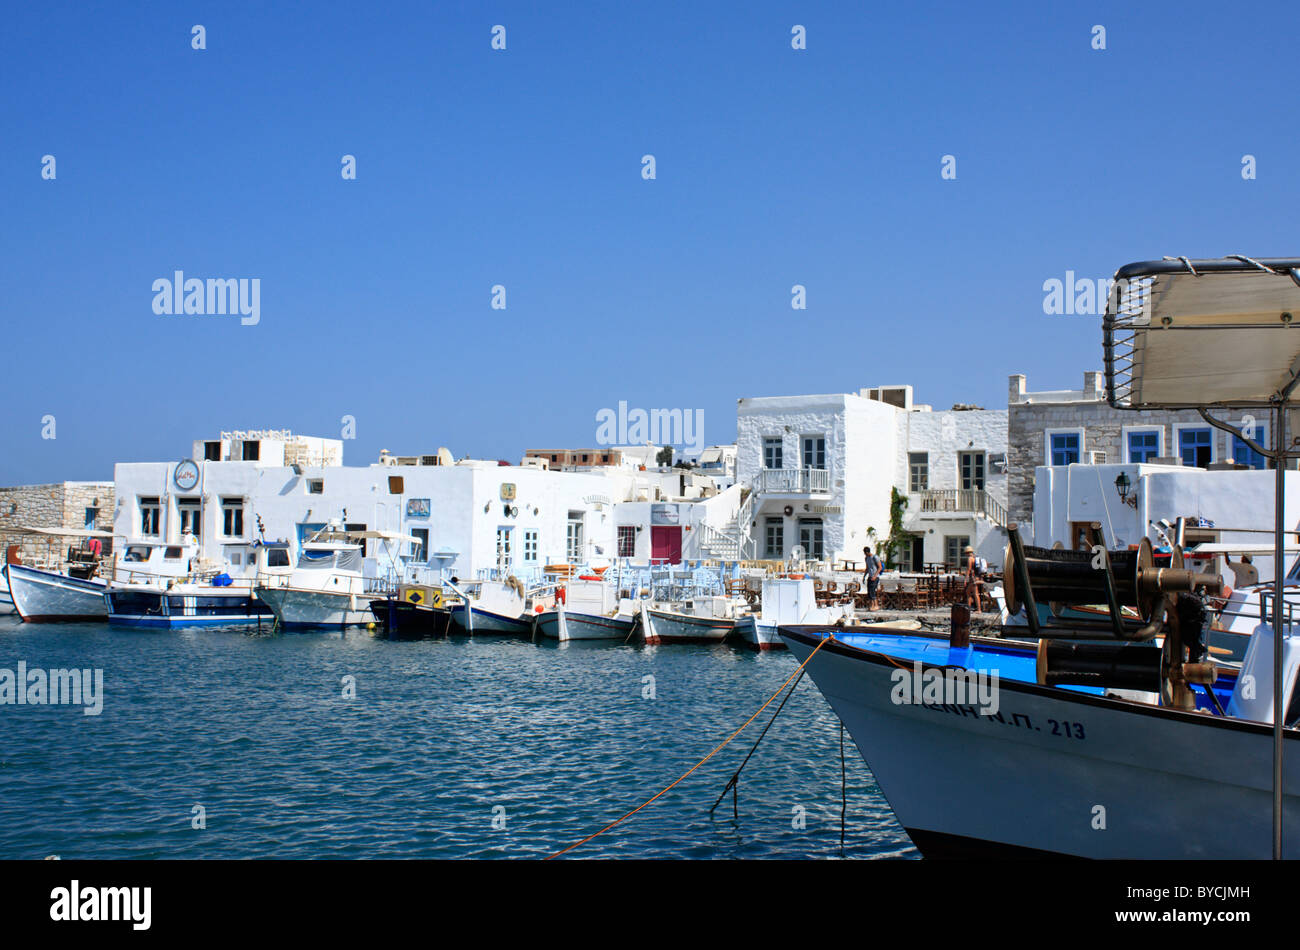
(0, 614, 917, 859)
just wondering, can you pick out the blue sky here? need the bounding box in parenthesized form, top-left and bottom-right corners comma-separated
(3, 0, 1297, 483)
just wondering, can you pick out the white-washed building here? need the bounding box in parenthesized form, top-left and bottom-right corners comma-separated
(112, 431, 739, 581)
(722, 385, 1009, 569)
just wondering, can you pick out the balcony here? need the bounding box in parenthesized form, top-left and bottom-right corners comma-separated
(756, 467, 832, 494)
(914, 488, 1008, 526)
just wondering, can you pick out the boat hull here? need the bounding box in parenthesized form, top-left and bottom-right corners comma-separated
(781, 625, 1300, 859)
(5, 563, 107, 622)
(535, 608, 634, 641)
(643, 609, 733, 644)
(105, 586, 273, 628)
(368, 599, 452, 640)
(256, 586, 372, 630)
(733, 616, 784, 650)
(448, 604, 533, 636)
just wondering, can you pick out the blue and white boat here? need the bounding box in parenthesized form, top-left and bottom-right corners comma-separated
(105, 538, 291, 628)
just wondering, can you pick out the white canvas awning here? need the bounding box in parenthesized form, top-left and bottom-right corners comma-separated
(1105, 257, 1300, 408)
(21, 526, 114, 539)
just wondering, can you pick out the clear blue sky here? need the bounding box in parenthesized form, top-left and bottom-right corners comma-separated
(3, 0, 1297, 483)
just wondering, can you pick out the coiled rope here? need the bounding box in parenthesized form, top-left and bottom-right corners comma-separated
(546, 633, 834, 859)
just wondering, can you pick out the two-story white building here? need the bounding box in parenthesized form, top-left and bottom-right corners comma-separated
(723, 385, 1009, 569)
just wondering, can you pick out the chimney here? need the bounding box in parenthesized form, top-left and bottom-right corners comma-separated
(1008, 374, 1027, 404)
(1083, 372, 1104, 399)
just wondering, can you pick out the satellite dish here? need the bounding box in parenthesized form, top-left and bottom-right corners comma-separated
(437, 447, 454, 467)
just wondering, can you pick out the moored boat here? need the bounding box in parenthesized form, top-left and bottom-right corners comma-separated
(5, 562, 108, 622)
(641, 598, 735, 644)
(734, 575, 853, 650)
(447, 577, 533, 636)
(368, 596, 452, 639)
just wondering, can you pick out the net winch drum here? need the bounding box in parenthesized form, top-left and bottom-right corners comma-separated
(1036, 639, 1162, 690)
(1003, 536, 1217, 625)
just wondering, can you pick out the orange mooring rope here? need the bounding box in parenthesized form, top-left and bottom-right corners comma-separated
(546, 634, 835, 859)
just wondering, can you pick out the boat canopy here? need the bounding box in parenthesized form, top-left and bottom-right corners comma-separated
(1105, 256, 1300, 409)
(21, 526, 114, 539)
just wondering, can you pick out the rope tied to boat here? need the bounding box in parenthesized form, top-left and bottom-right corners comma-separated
(546, 633, 834, 859)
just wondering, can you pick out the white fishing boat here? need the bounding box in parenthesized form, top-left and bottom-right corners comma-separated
(255, 527, 415, 630)
(535, 577, 638, 641)
(3, 527, 113, 622)
(447, 577, 532, 635)
(785, 256, 1300, 858)
(733, 575, 853, 650)
(641, 596, 736, 644)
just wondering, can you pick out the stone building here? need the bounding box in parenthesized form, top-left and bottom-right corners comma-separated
(0, 482, 116, 563)
(1006, 372, 1269, 527)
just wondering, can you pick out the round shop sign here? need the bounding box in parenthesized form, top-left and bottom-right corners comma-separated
(174, 459, 200, 491)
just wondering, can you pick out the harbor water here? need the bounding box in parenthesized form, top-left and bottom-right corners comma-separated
(0, 615, 916, 859)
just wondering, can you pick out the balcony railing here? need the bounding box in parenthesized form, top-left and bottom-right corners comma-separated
(757, 467, 832, 494)
(915, 488, 1008, 526)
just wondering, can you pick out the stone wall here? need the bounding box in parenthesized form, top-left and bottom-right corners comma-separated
(0, 482, 115, 565)
(1007, 403, 1227, 524)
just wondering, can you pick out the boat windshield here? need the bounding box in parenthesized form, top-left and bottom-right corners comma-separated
(123, 546, 151, 563)
(265, 549, 290, 568)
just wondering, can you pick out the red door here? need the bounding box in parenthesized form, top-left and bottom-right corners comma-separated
(651, 526, 682, 564)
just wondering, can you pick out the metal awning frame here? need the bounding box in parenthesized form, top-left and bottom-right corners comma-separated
(1103, 255, 1300, 860)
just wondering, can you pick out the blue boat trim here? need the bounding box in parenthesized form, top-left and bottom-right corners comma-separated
(778, 624, 1285, 739)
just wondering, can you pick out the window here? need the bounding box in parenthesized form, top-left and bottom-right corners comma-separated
(764, 517, 784, 559)
(124, 545, 150, 563)
(177, 498, 201, 538)
(566, 513, 584, 561)
(204, 441, 221, 461)
(265, 548, 290, 568)
(908, 453, 928, 492)
(1048, 432, 1081, 466)
(139, 497, 161, 536)
(523, 530, 539, 563)
(798, 519, 824, 560)
(945, 535, 971, 569)
(496, 527, 513, 571)
(221, 497, 245, 538)
(242, 440, 260, 461)
(410, 528, 428, 561)
(1178, 427, 1213, 468)
(163, 546, 184, 560)
(802, 436, 826, 470)
(959, 451, 985, 490)
(763, 437, 783, 470)
(617, 525, 636, 558)
(1233, 423, 1268, 470)
(1127, 429, 1161, 463)
(307, 479, 324, 494)
(388, 476, 404, 494)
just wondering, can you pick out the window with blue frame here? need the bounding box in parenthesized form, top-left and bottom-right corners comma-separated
(1233, 423, 1268, 470)
(1049, 432, 1081, 466)
(1127, 430, 1160, 463)
(1178, 427, 1213, 468)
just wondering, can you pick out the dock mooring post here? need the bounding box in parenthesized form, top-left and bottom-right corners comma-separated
(950, 603, 971, 648)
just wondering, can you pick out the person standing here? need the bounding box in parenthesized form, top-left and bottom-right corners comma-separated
(964, 545, 984, 612)
(863, 546, 882, 611)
